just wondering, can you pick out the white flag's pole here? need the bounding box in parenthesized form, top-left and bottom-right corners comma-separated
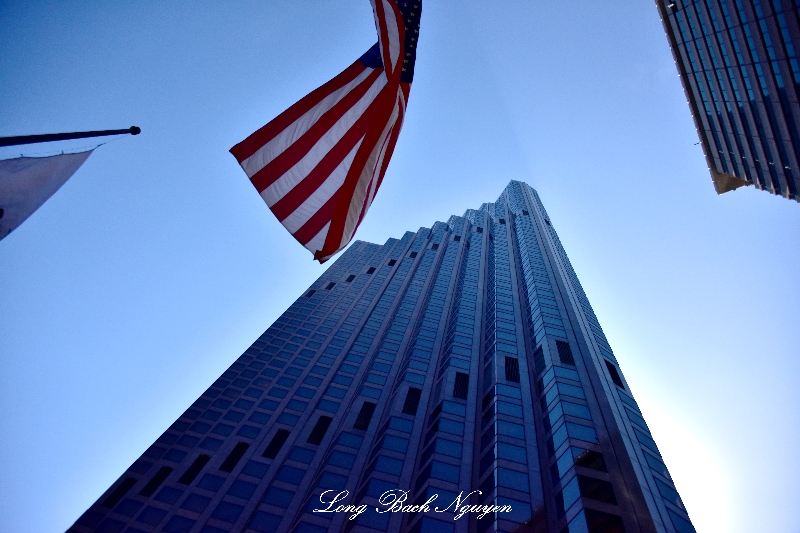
(0, 126, 140, 147)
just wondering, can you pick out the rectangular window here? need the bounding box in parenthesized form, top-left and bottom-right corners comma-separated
(354, 401, 377, 430)
(289, 447, 315, 464)
(101, 477, 137, 508)
(574, 449, 606, 472)
(522, 209, 529, 215)
(578, 475, 616, 504)
(432, 243, 439, 250)
(139, 466, 173, 497)
(325, 282, 336, 290)
(532, 345, 545, 375)
(303, 290, 316, 298)
(346, 275, 356, 282)
(476, 227, 483, 233)
(604, 360, 625, 389)
(220, 442, 250, 472)
(556, 341, 575, 366)
(262, 429, 291, 459)
(307, 416, 333, 445)
(499, 218, 505, 224)
(402, 387, 422, 415)
(505, 357, 520, 383)
(454, 235, 461, 242)
(453, 372, 469, 399)
(179, 454, 211, 485)
(367, 267, 376, 274)
(409, 251, 418, 258)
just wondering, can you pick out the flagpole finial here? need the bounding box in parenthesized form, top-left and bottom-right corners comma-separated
(130, 126, 141, 135)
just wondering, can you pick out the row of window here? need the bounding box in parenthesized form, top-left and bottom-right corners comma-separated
(349, 226, 458, 533)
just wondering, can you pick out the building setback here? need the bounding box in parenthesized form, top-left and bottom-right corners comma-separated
(656, 0, 800, 202)
(69, 182, 695, 533)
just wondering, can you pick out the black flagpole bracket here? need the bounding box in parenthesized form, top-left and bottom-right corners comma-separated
(0, 126, 141, 147)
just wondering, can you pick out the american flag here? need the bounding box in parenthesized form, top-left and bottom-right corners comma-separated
(230, 1, 421, 263)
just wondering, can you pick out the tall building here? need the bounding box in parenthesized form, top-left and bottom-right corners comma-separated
(69, 182, 695, 533)
(656, 0, 800, 202)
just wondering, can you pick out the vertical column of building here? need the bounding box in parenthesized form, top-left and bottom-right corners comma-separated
(288, 227, 435, 533)
(470, 195, 548, 533)
(372, 221, 465, 531)
(503, 182, 633, 533)
(314, 223, 452, 533)
(402, 212, 488, 533)
(233, 231, 425, 533)
(524, 185, 695, 533)
(709, 0, 772, 188)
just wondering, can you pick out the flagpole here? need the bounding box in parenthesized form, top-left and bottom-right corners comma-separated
(0, 126, 141, 147)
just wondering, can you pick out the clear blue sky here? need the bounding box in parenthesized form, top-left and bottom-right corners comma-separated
(1, 2, 798, 532)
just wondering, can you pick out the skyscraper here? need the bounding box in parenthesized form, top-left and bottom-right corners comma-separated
(656, 0, 800, 202)
(69, 182, 695, 533)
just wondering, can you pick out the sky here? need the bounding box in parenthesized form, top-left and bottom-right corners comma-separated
(1, 1, 798, 532)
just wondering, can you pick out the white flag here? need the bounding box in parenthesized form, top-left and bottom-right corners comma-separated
(0, 149, 93, 240)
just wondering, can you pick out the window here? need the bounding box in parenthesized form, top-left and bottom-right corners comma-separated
(263, 487, 293, 508)
(383, 435, 409, 453)
(578, 475, 616, 504)
(505, 357, 520, 383)
(338, 432, 363, 449)
(410, 251, 418, 258)
(574, 449, 607, 472)
(431, 243, 439, 250)
(101, 477, 137, 508)
(499, 218, 505, 224)
(198, 474, 224, 492)
(325, 282, 336, 290)
(328, 450, 356, 469)
(388, 259, 397, 266)
(304, 290, 316, 298)
(402, 388, 422, 415)
(179, 454, 211, 484)
(346, 275, 355, 282)
(453, 235, 460, 242)
(522, 209, 529, 215)
(497, 442, 527, 463)
(556, 341, 575, 366)
(354, 401, 377, 430)
(453, 373, 469, 399)
(276, 465, 306, 485)
(367, 267, 376, 274)
(181, 493, 211, 512)
(220, 442, 250, 472)
(262, 429, 291, 459)
(375, 455, 404, 475)
(604, 360, 624, 389)
(307, 416, 333, 445)
(289, 447, 316, 464)
(476, 227, 483, 233)
(532, 345, 545, 375)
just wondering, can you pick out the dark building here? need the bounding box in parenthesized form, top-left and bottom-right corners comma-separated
(656, 0, 800, 202)
(69, 182, 695, 533)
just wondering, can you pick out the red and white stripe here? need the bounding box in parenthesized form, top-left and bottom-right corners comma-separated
(231, 0, 408, 263)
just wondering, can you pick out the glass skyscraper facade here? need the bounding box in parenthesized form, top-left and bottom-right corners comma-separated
(69, 182, 695, 533)
(656, 0, 800, 202)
